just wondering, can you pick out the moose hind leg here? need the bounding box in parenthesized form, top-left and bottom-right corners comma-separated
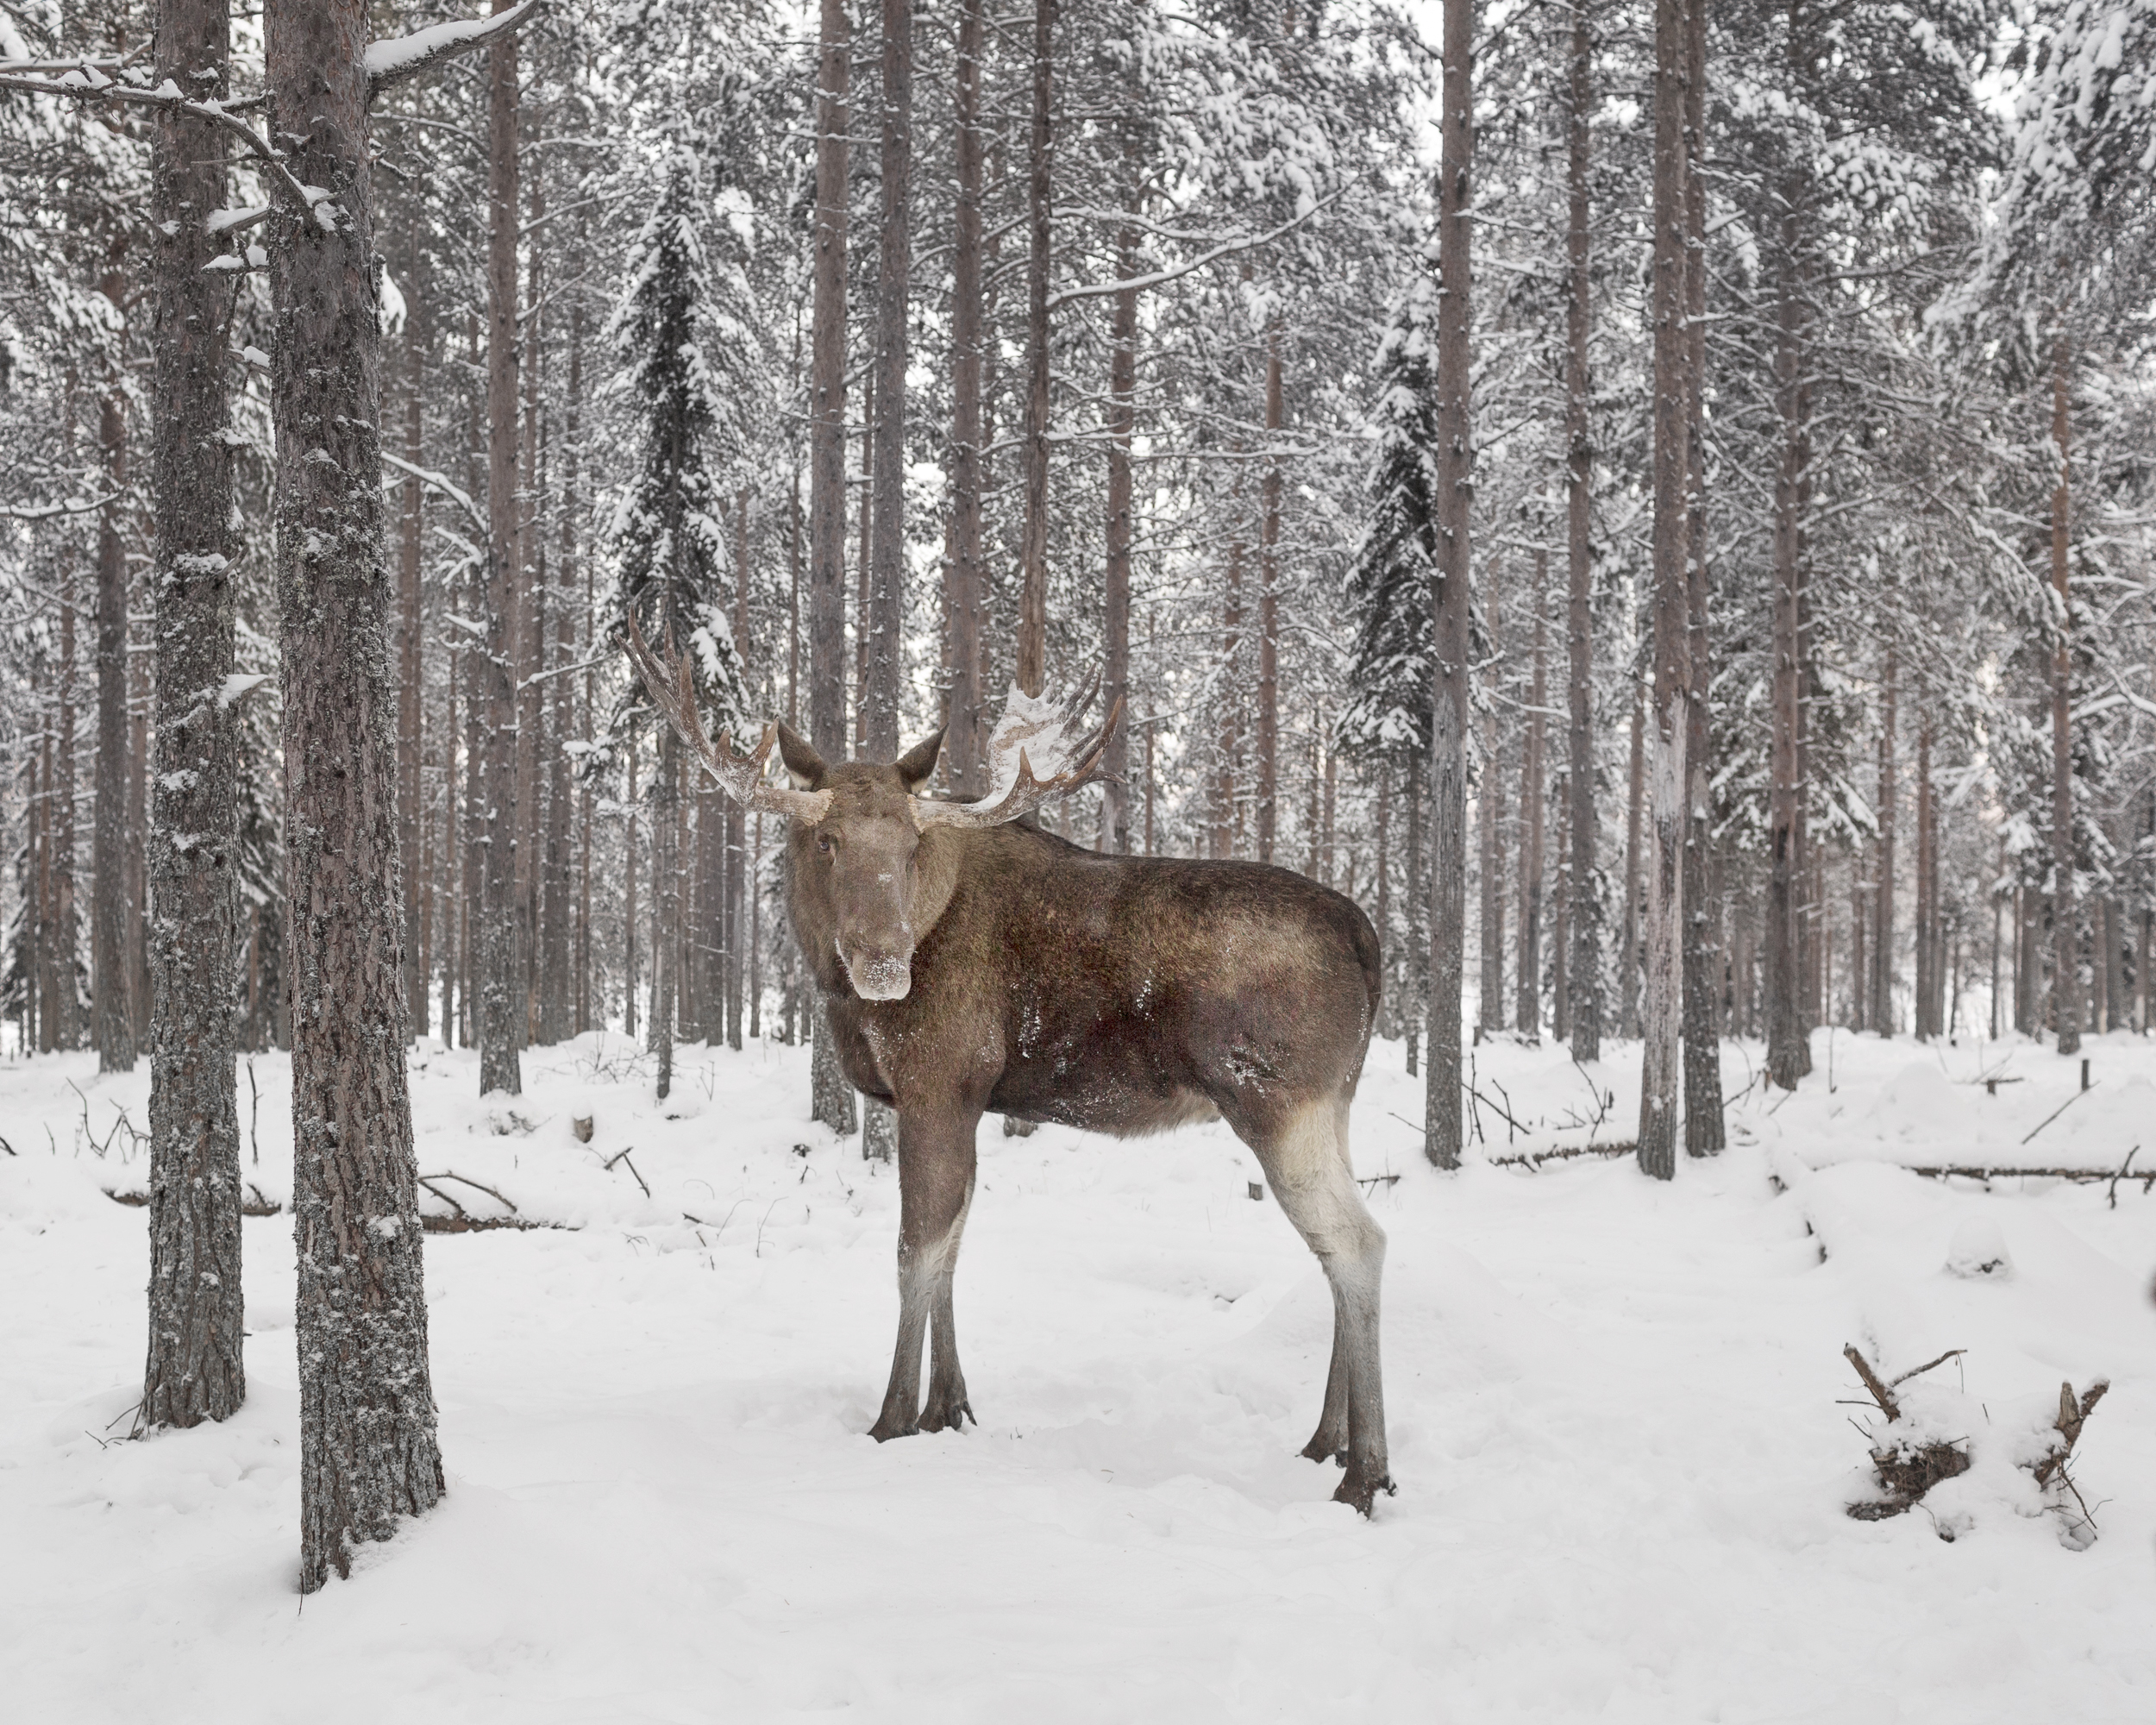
(870, 1111, 977, 1443)
(1255, 1101, 1392, 1514)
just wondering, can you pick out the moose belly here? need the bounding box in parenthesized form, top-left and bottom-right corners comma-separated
(984, 1007, 1219, 1137)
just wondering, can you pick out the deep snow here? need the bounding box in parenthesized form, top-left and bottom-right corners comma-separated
(1, 1025, 2151, 1722)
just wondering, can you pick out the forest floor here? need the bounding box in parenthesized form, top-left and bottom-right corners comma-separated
(2, 1021, 2152, 1722)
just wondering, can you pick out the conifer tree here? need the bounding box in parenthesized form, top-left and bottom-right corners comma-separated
(607, 144, 752, 1103)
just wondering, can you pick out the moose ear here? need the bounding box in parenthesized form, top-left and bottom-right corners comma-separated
(774, 721, 828, 790)
(894, 726, 945, 792)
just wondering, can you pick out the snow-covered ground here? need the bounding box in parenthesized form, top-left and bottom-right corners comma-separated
(2, 1024, 2151, 1722)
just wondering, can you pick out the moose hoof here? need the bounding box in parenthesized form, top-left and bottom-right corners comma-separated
(1332, 1467, 1396, 1517)
(868, 1412, 920, 1443)
(920, 1395, 975, 1434)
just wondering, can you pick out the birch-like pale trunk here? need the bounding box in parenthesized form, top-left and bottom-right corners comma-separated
(1638, 0, 1691, 1179)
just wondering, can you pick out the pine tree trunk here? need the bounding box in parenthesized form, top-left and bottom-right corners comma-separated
(2050, 336, 2079, 1055)
(1565, 0, 1601, 1063)
(1765, 184, 1807, 1088)
(142, 0, 245, 1430)
(1016, 0, 1052, 699)
(266, 0, 444, 1592)
(1407, 766, 1424, 1076)
(130, 601, 152, 1051)
(1519, 553, 1546, 1042)
(1478, 676, 1503, 1038)
(1216, 479, 1244, 859)
(652, 731, 678, 1097)
(1257, 329, 1283, 861)
(946, 0, 987, 794)
(810, 0, 857, 1134)
(1101, 210, 1138, 853)
(1639, 0, 1690, 1178)
(1553, 780, 1571, 1040)
(54, 498, 81, 1051)
(539, 300, 580, 1046)
(624, 741, 639, 1038)
(729, 492, 750, 1050)
(1621, 681, 1644, 1039)
(94, 297, 135, 1073)
(1426, 0, 1473, 1171)
(866, 0, 909, 763)
(1376, 772, 1393, 1034)
(1873, 640, 1896, 1033)
(1678, 0, 1723, 1155)
(478, 9, 523, 1095)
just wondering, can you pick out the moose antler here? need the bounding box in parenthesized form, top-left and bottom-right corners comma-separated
(622, 611, 832, 823)
(912, 669, 1123, 829)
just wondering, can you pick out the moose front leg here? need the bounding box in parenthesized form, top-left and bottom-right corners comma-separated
(868, 1101, 980, 1441)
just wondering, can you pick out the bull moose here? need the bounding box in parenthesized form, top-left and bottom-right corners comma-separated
(629, 624, 1394, 1513)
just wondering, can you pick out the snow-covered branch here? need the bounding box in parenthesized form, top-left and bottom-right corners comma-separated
(1046, 190, 1348, 311)
(366, 0, 548, 98)
(381, 451, 486, 536)
(0, 492, 119, 522)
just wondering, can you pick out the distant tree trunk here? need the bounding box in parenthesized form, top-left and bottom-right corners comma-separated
(1216, 477, 1244, 859)
(1565, 0, 1601, 1063)
(1872, 640, 1896, 1033)
(1376, 771, 1393, 1032)
(1479, 571, 1504, 1039)
(1407, 766, 1424, 1076)
(53, 448, 82, 1051)
(2049, 336, 2079, 1056)
(1915, 718, 1935, 1038)
(442, 575, 460, 1042)
(946, 0, 987, 794)
(729, 490, 749, 1050)
(1257, 327, 1283, 861)
(867, 0, 909, 764)
(129, 600, 151, 1051)
(1849, 853, 1867, 1030)
(1678, 0, 1722, 1156)
(1765, 183, 1807, 1088)
(810, 0, 858, 1133)
(1639, 0, 1690, 1178)
(477, 7, 523, 1095)
(540, 296, 580, 1046)
(1426, 0, 1473, 1171)
(93, 273, 135, 1074)
(1015, 0, 1052, 699)
(1518, 552, 1546, 1042)
(1552, 780, 1571, 1040)
(266, 0, 443, 1592)
(1101, 209, 1138, 852)
(624, 739, 639, 1038)
(142, 0, 244, 1430)
(399, 235, 428, 1042)
(1621, 681, 1644, 1038)
(651, 731, 678, 1097)
(516, 150, 545, 1053)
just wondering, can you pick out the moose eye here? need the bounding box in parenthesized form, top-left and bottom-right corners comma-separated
(817, 833, 834, 855)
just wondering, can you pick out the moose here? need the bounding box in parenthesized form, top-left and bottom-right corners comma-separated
(629, 624, 1394, 1513)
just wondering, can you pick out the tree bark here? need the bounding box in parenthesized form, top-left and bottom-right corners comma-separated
(1257, 328, 1283, 861)
(652, 731, 678, 1096)
(1639, 0, 1691, 1178)
(540, 294, 580, 1045)
(811, 0, 857, 1133)
(53, 423, 81, 1051)
(1621, 680, 1644, 1038)
(93, 274, 135, 1073)
(477, 3, 523, 1095)
(1427, 0, 1473, 1170)
(1871, 639, 1897, 1033)
(1101, 209, 1138, 852)
(1765, 191, 1807, 1087)
(945, 0, 987, 794)
(399, 230, 428, 1041)
(266, 0, 444, 1592)
(2050, 336, 2079, 1055)
(1478, 611, 1504, 1039)
(863, 0, 910, 767)
(1519, 551, 1546, 1041)
(142, 0, 244, 1430)
(1565, 0, 1600, 1062)
(1015, 0, 1052, 699)
(1678, 0, 1722, 1156)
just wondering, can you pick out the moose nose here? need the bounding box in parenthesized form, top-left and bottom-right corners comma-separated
(843, 944, 913, 1001)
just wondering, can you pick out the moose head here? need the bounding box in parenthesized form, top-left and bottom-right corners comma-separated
(625, 616, 1122, 1002)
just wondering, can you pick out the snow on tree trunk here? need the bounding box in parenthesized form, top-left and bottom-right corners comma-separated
(1426, 0, 1472, 1173)
(265, 0, 444, 1595)
(1639, 0, 1691, 1181)
(1017, 0, 1052, 700)
(1519, 555, 1546, 1043)
(93, 298, 135, 1075)
(1679, 0, 1723, 1158)
(478, 8, 523, 1097)
(1564, 0, 1600, 1064)
(141, 0, 245, 1431)
(2050, 337, 2079, 1057)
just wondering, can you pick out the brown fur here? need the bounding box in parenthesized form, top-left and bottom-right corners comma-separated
(776, 729, 1395, 1512)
